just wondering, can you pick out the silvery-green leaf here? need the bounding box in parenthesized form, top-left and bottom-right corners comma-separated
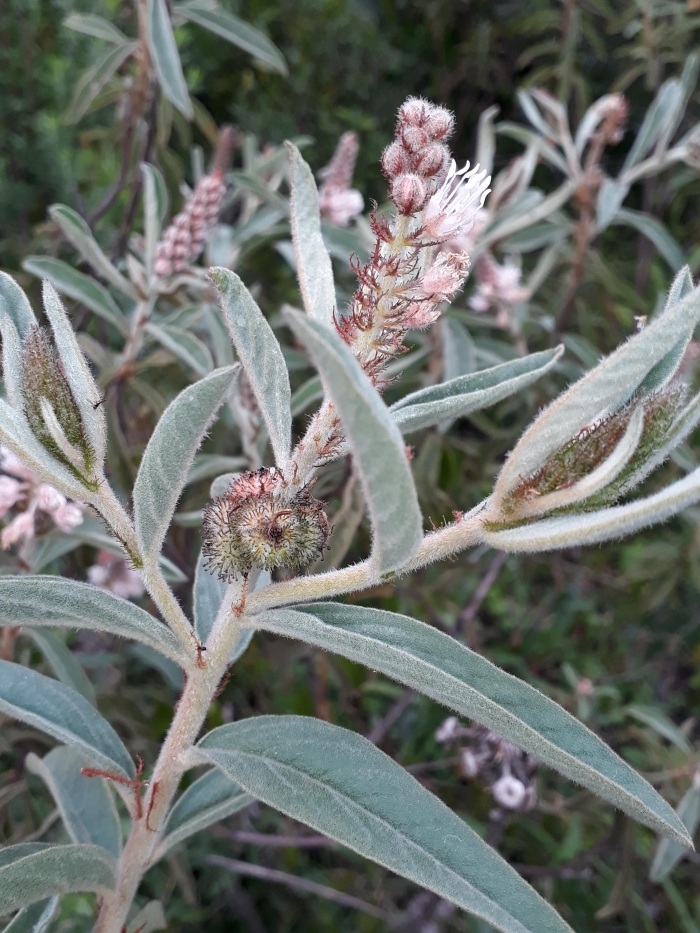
(0, 575, 185, 664)
(626, 705, 692, 754)
(146, 323, 213, 377)
(49, 205, 135, 298)
(612, 209, 684, 271)
(651, 775, 700, 882)
(64, 12, 129, 44)
(228, 171, 289, 215)
(287, 144, 336, 327)
(391, 348, 563, 435)
(1, 896, 59, 933)
(0, 844, 115, 915)
(626, 387, 700, 490)
(517, 89, 558, 141)
(64, 41, 137, 125)
(484, 461, 700, 553)
(283, 308, 422, 574)
(0, 661, 134, 778)
(196, 716, 574, 933)
(210, 472, 237, 498)
(134, 366, 237, 562)
(194, 549, 264, 660)
(41, 281, 106, 467)
(290, 376, 323, 416)
(125, 901, 167, 933)
(496, 122, 569, 175)
(26, 747, 121, 859)
(596, 178, 629, 231)
(22, 257, 128, 336)
(255, 604, 691, 846)
(475, 104, 500, 175)
(174, 4, 287, 74)
(211, 269, 291, 466)
(155, 768, 253, 860)
(1, 315, 23, 410)
(146, 0, 193, 119)
(0, 272, 37, 337)
(128, 643, 184, 691)
(141, 163, 163, 279)
(441, 317, 476, 382)
(25, 629, 96, 706)
(492, 279, 700, 511)
(622, 80, 684, 172)
(187, 454, 246, 485)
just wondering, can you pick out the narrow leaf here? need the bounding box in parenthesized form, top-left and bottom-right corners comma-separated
(0, 272, 37, 337)
(22, 257, 128, 336)
(133, 366, 237, 562)
(126, 901, 167, 933)
(1, 896, 59, 933)
(391, 348, 563, 434)
(26, 747, 121, 859)
(651, 775, 700, 882)
(283, 308, 423, 573)
(146, 322, 213, 377)
(175, 5, 287, 74)
(596, 178, 629, 231)
(1, 315, 24, 410)
(64, 12, 129, 44)
(612, 209, 684, 271)
(627, 705, 692, 754)
(64, 42, 137, 125)
(25, 629, 96, 706)
(0, 844, 115, 915)
(49, 205, 135, 298)
(196, 716, 574, 933)
(623, 80, 683, 172)
(156, 768, 253, 859)
(146, 0, 193, 119)
(256, 604, 691, 847)
(140, 163, 163, 279)
(287, 143, 336, 327)
(0, 660, 135, 779)
(186, 453, 247, 486)
(211, 269, 291, 466)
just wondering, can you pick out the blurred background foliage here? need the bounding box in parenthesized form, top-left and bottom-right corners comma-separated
(3, 1, 700, 932)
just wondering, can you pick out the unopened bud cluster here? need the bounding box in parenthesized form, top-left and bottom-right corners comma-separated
(436, 718, 537, 812)
(202, 469, 330, 580)
(155, 171, 226, 278)
(318, 132, 364, 227)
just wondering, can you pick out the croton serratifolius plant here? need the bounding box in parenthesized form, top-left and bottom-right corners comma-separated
(2, 98, 700, 933)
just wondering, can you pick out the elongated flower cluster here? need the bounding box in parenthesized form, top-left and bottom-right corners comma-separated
(202, 469, 330, 580)
(318, 132, 364, 227)
(155, 171, 226, 278)
(336, 98, 490, 384)
(0, 446, 83, 549)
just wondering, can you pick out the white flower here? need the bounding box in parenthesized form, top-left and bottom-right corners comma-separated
(435, 716, 460, 743)
(423, 160, 491, 241)
(491, 772, 527, 809)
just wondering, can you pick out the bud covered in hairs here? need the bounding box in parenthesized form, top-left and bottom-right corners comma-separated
(155, 171, 226, 278)
(21, 326, 94, 477)
(202, 469, 330, 580)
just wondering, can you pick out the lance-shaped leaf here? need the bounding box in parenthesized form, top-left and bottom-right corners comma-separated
(1, 315, 24, 410)
(255, 604, 690, 846)
(155, 768, 253, 860)
(23, 257, 128, 336)
(64, 12, 128, 43)
(49, 205, 135, 298)
(125, 901, 167, 933)
(26, 747, 121, 859)
(175, 3, 287, 74)
(0, 661, 135, 780)
(133, 366, 237, 562)
(0, 844, 115, 915)
(146, 322, 213, 378)
(284, 308, 422, 573)
(391, 347, 563, 435)
(25, 629, 96, 706)
(0, 271, 37, 337)
(211, 269, 291, 466)
(0, 577, 186, 665)
(492, 273, 700, 512)
(612, 209, 684, 272)
(650, 774, 700, 882)
(146, 0, 193, 119)
(287, 143, 336, 327)
(2, 896, 59, 933)
(140, 164, 163, 280)
(65, 41, 137, 125)
(195, 716, 574, 933)
(194, 551, 264, 660)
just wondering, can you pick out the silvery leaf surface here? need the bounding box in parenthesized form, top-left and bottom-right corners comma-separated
(1, 315, 24, 410)
(26, 747, 121, 859)
(0, 844, 115, 915)
(255, 604, 691, 846)
(211, 268, 291, 466)
(146, 322, 214, 378)
(284, 308, 423, 574)
(0, 660, 134, 779)
(133, 366, 237, 563)
(1, 896, 59, 932)
(64, 41, 137, 125)
(196, 716, 574, 933)
(49, 205, 135, 298)
(146, 0, 193, 118)
(650, 774, 700, 882)
(287, 144, 336, 328)
(141, 163, 163, 280)
(612, 209, 684, 271)
(0, 272, 38, 336)
(63, 12, 129, 43)
(25, 628, 96, 706)
(174, 4, 287, 74)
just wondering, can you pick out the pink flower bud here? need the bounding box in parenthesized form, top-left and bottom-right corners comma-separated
(398, 97, 429, 127)
(52, 503, 84, 533)
(390, 173, 427, 214)
(381, 141, 409, 178)
(424, 107, 454, 141)
(400, 125, 430, 154)
(415, 143, 449, 178)
(35, 483, 66, 513)
(0, 476, 25, 519)
(1, 510, 35, 549)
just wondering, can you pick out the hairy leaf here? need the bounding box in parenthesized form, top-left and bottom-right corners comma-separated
(63, 12, 129, 43)
(49, 205, 135, 298)
(0, 272, 38, 337)
(651, 775, 700, 882)
(175, 3, 287, 74)
(1, 896, 59, 933)
(64, 41, 137, 125)
(147, 0, 193, 118)
(146, 322, 214, 377)
(25, 629, 96, 706)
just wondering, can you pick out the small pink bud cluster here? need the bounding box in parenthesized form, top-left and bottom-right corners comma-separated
(318, 132, 364, 227)
(381, 97, 454, 214)
(470, 253, 529, 323)
(155, 171, 226, 278)
(0, 446, 83, 549)
(88, 550, 144, 600)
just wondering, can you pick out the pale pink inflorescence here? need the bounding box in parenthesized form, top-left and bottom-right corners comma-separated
(155, 171, 226, 278)
(470, 252, 530, 326)
(318, 131, 364, 227)
(423, 161, 491, 241)
(0, 446, 83, 549)
(88, 550, 144, 600)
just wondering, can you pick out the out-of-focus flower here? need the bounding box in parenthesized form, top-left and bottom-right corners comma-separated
(470, 252, 529, 320)
(318, 132, 364, 227)
(590, 93, 628, 145)
(0, 445, 84, 550)
(88, 550, 144, 600)
(423, 161, 491, 241)
(155, 171, 226, 278)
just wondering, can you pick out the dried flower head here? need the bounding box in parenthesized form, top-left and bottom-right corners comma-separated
(155, 171, 226, 278)
(202, 469, 330, 580)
